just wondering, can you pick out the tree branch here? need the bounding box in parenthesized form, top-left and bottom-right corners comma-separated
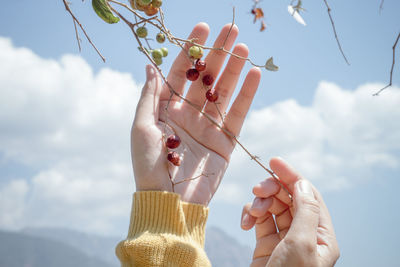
(72, 19, 82, 52)
(62, 0, 106, 62)
(322, 0, 350, 65)
(373, 32, 400, 96)
(379, 0, 384, 13)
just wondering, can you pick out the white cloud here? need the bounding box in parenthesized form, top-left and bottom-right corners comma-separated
(0, 179, 29, 229)
(0, 37, 141, 234)
(217, 82, 400, 204)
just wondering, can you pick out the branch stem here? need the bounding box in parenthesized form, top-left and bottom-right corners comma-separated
(322, 0, 350, 65)
(373, 32, 400, 96)
(62, 0, 105, 62)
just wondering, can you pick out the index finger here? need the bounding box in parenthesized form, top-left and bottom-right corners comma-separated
(269, 157, 302, 193)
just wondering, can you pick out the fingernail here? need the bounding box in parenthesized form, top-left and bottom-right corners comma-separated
(254, 182, 262, 188)
(252, 183, 262, 192)
(297, 180, 314, 197)
(242, 213, 250, 226)
(251, 198, 261, 210)
(146, 65, 155, 77)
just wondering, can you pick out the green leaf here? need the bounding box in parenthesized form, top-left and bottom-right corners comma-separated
(265, 57, 279, 72)
(92, 0, 120, 24)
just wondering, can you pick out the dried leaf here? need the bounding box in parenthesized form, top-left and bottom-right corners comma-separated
(260, 21, 266, 32)
(288, 5, 306, 26)
(252, 8, 264, 23)
(265, 57, 279, 72)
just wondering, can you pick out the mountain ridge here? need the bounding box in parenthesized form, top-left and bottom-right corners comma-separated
(0, 230, 112, 267)
(1, 226, 252, 267)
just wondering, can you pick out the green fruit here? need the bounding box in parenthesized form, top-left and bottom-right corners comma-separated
(137, 0, 152, 6)
(152, 0, 162, 8)
(161, 47, 168, 57)
(156, 32, 166, 43)
(189, 45, 203, 59)
(152, 49, 163, 59)
(154, 57, 163, 66)
(136, 26, 148, 38)
(92, 0, 120, 24)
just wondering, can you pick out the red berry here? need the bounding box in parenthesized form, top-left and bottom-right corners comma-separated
(167, 151, 181, 166)
(195, 59, 206, 72)
(206, 89, 218, 102)
(202, 74, 214, 86)
(186, 68, 200, 81)
(166, 135, 181, 149)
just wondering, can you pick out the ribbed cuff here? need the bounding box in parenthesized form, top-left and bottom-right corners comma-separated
(181, 201, 208, 246)
(127, 191, 209, 247)
(128, 191, 186, 238)
(116, 191, 211, 266)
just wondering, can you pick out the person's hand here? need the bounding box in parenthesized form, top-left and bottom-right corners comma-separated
(241, 158, 340, 267)
(131, 22, 261, 205)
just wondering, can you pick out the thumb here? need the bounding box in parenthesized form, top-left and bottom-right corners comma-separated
(133, 64, 162, 127)
(286, 180, 319, 243)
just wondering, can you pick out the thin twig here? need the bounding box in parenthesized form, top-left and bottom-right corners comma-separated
(174, 37, 266, 68)
(213, 103, 226, 127)
(73, 19, 82, 52)
(379, 0, 384, 13)
(373, 32, 400, 96)
(132, 15, 158, 27)
(223, 7, 236, 49)
(144, 38, 153, 50)
(173, 173, 212, 186)
(109, 0, 180, 49)
(322, 0, 350, 65)
(62, 0, 106, 62)
(162, 91, 174, 141)
(213, 97, 292, 196)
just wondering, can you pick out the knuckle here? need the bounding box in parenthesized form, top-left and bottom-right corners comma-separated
(214, 48, 226, 57)
(216, 85, 229, 98)
(228, 107, 243, 119)
(226, 65, 242, 76)
(282, 236, 296, 247)
(284, 235, 316, 255)
(302, 239, 316, 255)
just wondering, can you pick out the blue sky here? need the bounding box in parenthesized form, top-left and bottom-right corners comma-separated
(1, 0, 399, 266)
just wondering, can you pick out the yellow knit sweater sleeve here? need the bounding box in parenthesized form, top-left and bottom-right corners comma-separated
(115, 191, 211, 267)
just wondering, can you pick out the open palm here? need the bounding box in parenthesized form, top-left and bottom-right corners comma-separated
(131, 23, 261, 205)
